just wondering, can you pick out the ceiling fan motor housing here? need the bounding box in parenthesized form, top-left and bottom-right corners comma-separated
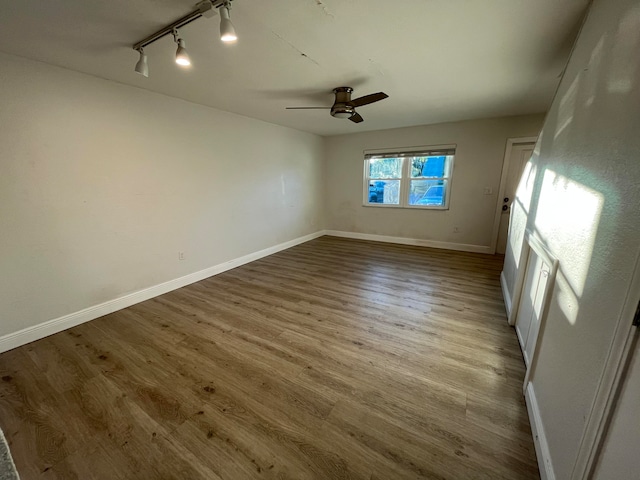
(331, 87, 355, 119)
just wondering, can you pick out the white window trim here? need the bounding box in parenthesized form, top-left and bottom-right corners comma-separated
(362, 144, 456, 210)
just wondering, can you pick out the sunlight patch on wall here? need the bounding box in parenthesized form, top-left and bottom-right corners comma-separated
(607, 3, 640, 94)
(584, 36, 605, 108)
(507, 159, 538, 266)
(554, 73, 580, 140)
(535, 170, 603, 325)
(518, 160, 538, 214)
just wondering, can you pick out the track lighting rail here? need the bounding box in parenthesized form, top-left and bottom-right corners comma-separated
(132, 0, 230, 51)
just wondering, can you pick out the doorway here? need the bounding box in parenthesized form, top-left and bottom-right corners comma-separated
(492, 138, 537, 254)
(509, 232, 558, 374)
(515, 246, 552, 368)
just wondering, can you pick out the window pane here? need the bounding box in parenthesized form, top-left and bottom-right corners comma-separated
(369, 158, 402, 179)
(368, 180, 400, 204)
(410, 156, 448, 178)
(409, 180, 447, 206)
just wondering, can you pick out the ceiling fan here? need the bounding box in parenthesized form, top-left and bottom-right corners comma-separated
(286, 87, 388, 123)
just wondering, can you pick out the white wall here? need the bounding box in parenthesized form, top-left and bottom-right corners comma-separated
(593, 337, 640, 480)
(324, 115, 543, 250)
(0, 52, 324, 339)
(504, 0, 640, 476)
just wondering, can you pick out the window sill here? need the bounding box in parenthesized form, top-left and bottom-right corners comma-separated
(363, 203, 449, 211)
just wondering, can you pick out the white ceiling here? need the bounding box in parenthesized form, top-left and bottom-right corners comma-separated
(0, 0, 589, 136)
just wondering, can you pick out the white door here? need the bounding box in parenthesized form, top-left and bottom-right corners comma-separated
(592, 334, 640, 479)
(515, 249, 551, 367)
(496, 143, 535, 254)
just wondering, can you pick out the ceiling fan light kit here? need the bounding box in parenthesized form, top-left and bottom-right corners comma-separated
(132, 0, 237, 76)
(288, 86, 388, 124)
(332, 109, 354, 119)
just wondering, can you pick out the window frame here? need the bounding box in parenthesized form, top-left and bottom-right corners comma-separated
(362, 145, 455, 210)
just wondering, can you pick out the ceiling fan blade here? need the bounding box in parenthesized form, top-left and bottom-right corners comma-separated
(349, 112, 364, 123)
(285, 106, 331, 109)
(348, 92, 388, 107)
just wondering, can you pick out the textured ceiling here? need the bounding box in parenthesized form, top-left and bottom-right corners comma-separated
(0, 0, 589, 136)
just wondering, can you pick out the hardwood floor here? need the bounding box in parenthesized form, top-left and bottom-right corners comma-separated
(0, 236, 539, 479)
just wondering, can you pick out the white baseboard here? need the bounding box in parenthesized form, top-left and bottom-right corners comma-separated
(525, 382, 556, 480)
(501, 270, 512, 318)
(516, 327, 528, 367)
(324, 230, 493, 254)
(0, 231, 325, 353)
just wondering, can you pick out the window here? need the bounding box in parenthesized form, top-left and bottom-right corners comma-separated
(363, 147, 455, 209)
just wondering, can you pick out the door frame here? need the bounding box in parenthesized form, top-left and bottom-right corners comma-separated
(510, 230, 559, 389)
(571, 249, 640, 479)
(490, 136, 538, 254)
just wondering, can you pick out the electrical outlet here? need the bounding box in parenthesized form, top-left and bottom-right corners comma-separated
(483, 187, 493, 195)
(178, 252, 185, 261)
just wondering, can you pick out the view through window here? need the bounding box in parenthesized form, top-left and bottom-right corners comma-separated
(364, 148, 455, 209)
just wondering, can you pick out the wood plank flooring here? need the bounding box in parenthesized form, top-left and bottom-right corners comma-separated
(0, 236, 539, 479)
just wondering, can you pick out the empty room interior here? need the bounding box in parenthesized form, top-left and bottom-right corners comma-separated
(1, 0, 639, 479)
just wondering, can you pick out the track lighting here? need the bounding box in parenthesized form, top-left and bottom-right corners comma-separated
(173, 30, 191, 66)
(219, 4, 237, 43)
(134, 48, 149, 77)
(132, 0, 239, 77)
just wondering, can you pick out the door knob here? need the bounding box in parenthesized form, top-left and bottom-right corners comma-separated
(502, 205, 508, 211)
(503, 197, 509, 203)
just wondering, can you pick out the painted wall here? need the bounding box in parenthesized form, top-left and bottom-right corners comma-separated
(324, 115, 544, 250)
(0, 52, 324, 338)
(593, 337, 640, 480)
(503, 0, 640, 476)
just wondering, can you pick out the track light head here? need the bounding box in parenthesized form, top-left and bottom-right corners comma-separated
(175, 39, 191, 66)
(219, 5, 237, 43)
(134, 48, 149, 77)
(172, 29, 191, 66)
